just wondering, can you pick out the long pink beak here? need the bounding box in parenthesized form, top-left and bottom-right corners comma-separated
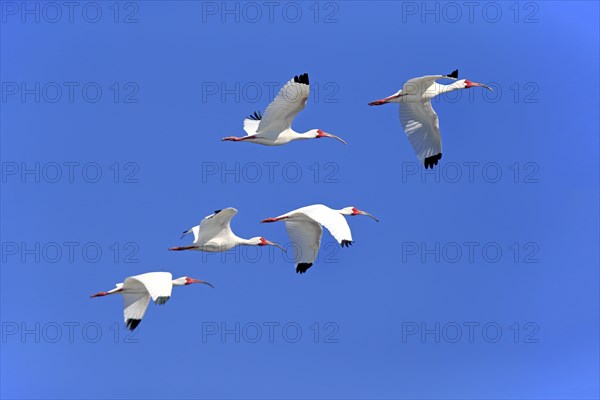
(264, 240, 287, 253)
(357, 210, 379, 222)
(469, 81, 493, 91)
(189, 278, 214, 288)
(318, 131, 347, 145)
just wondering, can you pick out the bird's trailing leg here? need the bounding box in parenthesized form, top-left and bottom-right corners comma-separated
(261, 216, 288, 223)
(368, 99, 390, 106)
(221, 135, 256, 142)
(368, 93, 403, 106)
(90, 288, 122, 298)
(168, 245, 196, 251)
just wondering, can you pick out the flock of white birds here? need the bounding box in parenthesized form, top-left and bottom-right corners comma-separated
(92, 70, 491, 330)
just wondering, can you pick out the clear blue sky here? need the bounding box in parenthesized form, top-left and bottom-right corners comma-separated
(1, 2, 599, 399)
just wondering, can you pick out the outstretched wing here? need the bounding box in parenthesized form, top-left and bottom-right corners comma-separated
(293, 204, 353, 246)
(197, 208, 238, 239)
(399, 101, 442, 169)
(402, 70, 458, 96)
(284, 219, 323, 274)
(256, 73, 310, 138)
(122, 291, 151, 331)
(125, 272, 173, 305)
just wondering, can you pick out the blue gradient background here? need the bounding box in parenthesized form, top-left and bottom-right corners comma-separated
(1, 1, 598, 399)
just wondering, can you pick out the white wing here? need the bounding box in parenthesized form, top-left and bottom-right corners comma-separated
(399, 101, 442, 168)
(284, 219, 323, 273)
(125, 272, 173, 304)
(255, 74, 310, 138)
(122, 291, 150, 331)
(290, 204, 353, 245)
(197, 208, 238, 241)
(402, 70, 458, 96)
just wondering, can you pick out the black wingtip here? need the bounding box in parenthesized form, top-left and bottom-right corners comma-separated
(424, 153, 442, 169)
(447, 69, 458, 79)
(293, 73, 309, 86)
(155, 296, 170, 305)
(247, 111, 262, 120)
(341, 240, 354, 248)
(125, 319, 141, 331)
(296, 263, 313, 274)
(214, 209, 222, 214)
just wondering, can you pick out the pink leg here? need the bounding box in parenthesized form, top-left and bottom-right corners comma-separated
(368, 93, 403, 106)
(222, 135, 257, 142)
(261, 217, 287, 223)
(368, 99, 389, 106)
(169, 245, 196, 251)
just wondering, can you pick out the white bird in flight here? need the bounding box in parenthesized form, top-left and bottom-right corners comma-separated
(261, 204, 379, 274)
(90, 272, 213, 331)
(169, 207, 285, 253)
(222, 73, 347, 146)
(368, 69, 492, 169)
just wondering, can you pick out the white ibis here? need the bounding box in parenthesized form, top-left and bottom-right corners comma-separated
(90, 272, 213, 331)
(261, 204, 378, 274)
(169, 207, 286, 253)
(368, 69, 492, 169)
(222, 73, 346, 146)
